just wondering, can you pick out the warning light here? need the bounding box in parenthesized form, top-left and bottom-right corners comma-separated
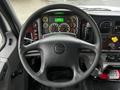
(111, 36, 118, 43)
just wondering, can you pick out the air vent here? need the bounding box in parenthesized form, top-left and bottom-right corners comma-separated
(100, 21, 112, 33)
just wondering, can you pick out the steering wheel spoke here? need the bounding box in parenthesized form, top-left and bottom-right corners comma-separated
(37, 59, 46, 75)
(78, 39, 97, 52)
(36, 70, 48, 82)
(23, 41, 41, 53)
(72, 62, 84, 80)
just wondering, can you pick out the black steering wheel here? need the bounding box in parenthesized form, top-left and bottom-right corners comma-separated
(18, 4, 101, 87)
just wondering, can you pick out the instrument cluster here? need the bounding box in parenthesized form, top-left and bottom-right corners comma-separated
(41, 12, 78, 34)
(24, 11, 79, 45)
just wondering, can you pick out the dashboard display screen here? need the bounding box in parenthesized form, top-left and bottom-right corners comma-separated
(55, 18, 64, 23)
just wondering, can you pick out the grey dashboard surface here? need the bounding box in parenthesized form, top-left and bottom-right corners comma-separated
(79, 6, 120, 16)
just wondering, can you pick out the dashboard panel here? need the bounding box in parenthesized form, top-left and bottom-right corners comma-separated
(24, 21, 40, 45)
(24, 10, 120, 81)
(25, 11, 120, 51)
(92, 15, 120, 51)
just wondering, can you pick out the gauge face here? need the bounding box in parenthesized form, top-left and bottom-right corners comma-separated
(58, 23, 70, 32)
(43, 16, 48, 22)
(49, 23, 59, 32)
(70, 16, 77, 22)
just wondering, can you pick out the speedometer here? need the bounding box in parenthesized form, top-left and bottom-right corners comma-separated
(58, 23, 70, 32)
(49, 23, 59, 32)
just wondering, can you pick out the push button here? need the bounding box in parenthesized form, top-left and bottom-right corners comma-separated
(106, 55, 116, 62)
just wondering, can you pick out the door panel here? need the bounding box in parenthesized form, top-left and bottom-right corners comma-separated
(0, 12, 27, 90)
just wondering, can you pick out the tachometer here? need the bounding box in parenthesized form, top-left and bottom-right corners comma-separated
(58, 23, 70, 32)
(49, 23, 59, 32)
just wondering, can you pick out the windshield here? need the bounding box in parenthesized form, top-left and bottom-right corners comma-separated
(10, 0, 120, 23)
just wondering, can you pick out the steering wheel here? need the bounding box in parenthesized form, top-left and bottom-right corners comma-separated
(18, 4, 101, 87)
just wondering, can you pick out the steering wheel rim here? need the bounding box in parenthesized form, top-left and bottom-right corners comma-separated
(18, 4, 101, 87)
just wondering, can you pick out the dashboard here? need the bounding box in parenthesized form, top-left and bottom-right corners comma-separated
(25, 11, 120, 51)
(25, 10, 120, 81)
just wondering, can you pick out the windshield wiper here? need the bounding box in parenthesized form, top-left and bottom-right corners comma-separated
(82, 8, 111, 11)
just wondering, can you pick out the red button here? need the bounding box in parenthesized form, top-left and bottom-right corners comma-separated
(99, 73, 108, 80)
